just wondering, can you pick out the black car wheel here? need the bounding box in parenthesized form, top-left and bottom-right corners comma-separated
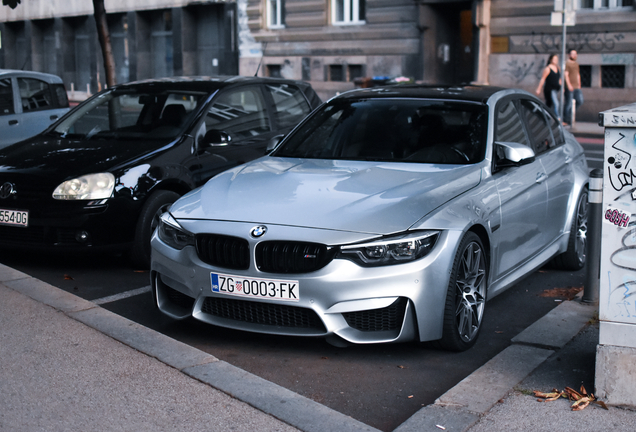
(130, 190, 180, 268)
(551, 188, 588, 271)
(438, 231, 487, 352)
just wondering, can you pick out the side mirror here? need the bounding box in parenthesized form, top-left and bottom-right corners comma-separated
(266, 134, 285, 154)
(202, 129, 232, 147)
(494, 141, 535, 167)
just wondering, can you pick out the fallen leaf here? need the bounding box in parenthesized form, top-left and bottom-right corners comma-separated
(539, 286, 583, 300)
(408, 395, 414, 399)
(534, 385, 607, 411)
(572, 397, 591, 411)
(594, 400, 609, 410)
(63, 274, 74, 280)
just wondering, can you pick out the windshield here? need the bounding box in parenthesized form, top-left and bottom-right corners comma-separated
(273, 99, 488, 164)
(52, 89, 207, 140)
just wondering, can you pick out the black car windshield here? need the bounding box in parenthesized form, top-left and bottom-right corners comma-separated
(273, 98, 488, 164)
(52, 89, 207, 140)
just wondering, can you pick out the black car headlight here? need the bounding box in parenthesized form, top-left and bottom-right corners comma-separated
(158, 212, 195, 250)
(338, 231, 439, 267)
(52, 173, 115, 200)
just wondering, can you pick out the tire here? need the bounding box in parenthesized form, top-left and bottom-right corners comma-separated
(551, 189, 588, 271)
(129, 190, 180, 268)
(437, 232, 488, 352)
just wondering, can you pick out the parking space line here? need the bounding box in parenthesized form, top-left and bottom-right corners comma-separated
(93, 286, 151, 305)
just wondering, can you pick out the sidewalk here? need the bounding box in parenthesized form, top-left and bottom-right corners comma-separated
(2, 261, 635, 431)
(569, 121, 604, 138)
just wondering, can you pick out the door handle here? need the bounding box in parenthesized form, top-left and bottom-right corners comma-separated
(50, 115, 59, 121)
(564, 155, 572, 164)
(536, 172, 547, 183)
(8, 119, 18, 126)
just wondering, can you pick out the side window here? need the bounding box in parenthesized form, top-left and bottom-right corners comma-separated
(205, 87, 271, 140)
(265, 84, 312, 129)
(53, 84, 70, 108)
(518, 99, 554, 155)
(495, 100, 529, 146)
(18, 78, 53, 112)
(544, 108, 565, 147)
(0, 78, 15, 115)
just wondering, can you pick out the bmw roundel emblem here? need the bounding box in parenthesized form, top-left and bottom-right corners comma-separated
(251, 225, 267, 238)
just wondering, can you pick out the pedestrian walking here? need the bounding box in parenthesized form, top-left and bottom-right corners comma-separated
(564, 49, 584, 125)
(535, 54, 562, 119)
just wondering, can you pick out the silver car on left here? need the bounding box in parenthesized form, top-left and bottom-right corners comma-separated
(0, 69, 70, 149)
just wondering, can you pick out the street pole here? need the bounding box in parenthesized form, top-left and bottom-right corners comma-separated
(583, 168, 602, 304)
(552, 0, 575, 122)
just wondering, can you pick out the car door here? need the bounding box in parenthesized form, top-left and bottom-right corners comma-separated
(0, 76, 20, 147)
(534, 102, 575, 243)
(189, 84, 278, 185)
(491, 97, 549, 278)
(3, 77, 69, 146)
(517, 98, 574, 248)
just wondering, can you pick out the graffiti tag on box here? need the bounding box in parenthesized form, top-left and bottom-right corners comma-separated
(605, 207, 631, 228)
(606, 131, 636, 194)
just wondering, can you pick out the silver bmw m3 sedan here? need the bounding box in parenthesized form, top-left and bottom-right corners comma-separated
(150, 85, 589, 351)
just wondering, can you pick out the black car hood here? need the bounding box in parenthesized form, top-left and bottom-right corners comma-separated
(0, 134, 176, 181)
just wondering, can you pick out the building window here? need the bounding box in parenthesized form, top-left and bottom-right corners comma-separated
(267, 0, 285, 29)
(579, 65, 592, 87)
(332, 0, 365, 25)
(348, 65, 364, 82)
(267, 64, 282, 78)
(329, 65, 345, 81)
(151, 10, 174, 78)
(602, 65, 625, 88)
(578, 0, 633, 8)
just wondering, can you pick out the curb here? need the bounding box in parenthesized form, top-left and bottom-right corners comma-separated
(0, 263, 597, 432)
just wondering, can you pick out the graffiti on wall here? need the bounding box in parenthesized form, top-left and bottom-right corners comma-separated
(521, 31, 625, 54)
(500, 59, 544, 84)
(601, 128, 636, 322)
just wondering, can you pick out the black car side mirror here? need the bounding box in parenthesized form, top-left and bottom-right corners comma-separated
(202, 129, 232, 147)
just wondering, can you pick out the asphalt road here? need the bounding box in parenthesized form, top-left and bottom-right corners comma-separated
(0, 244, 588, 431)
(0, 139, 601, 431)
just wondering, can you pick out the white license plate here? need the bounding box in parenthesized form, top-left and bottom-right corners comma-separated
(211, 272, 299, 302)
(0, 208, 28, 227)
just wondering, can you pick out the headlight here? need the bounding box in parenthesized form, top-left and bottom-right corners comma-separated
(338, 231, 439, 267)
(158, 212, 195, 250)
(53, 173, 115, 200)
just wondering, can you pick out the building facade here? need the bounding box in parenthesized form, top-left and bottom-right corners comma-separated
(0, 0, 238, 99)
(240, 0, 490, 100)
(1, 0, 635, 120)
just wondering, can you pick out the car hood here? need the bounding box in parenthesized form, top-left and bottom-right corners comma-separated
(0, 135, 174, 179)
(172, 157, 482, 234)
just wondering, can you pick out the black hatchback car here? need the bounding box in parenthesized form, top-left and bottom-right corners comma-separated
(0, 76, 322, 266)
